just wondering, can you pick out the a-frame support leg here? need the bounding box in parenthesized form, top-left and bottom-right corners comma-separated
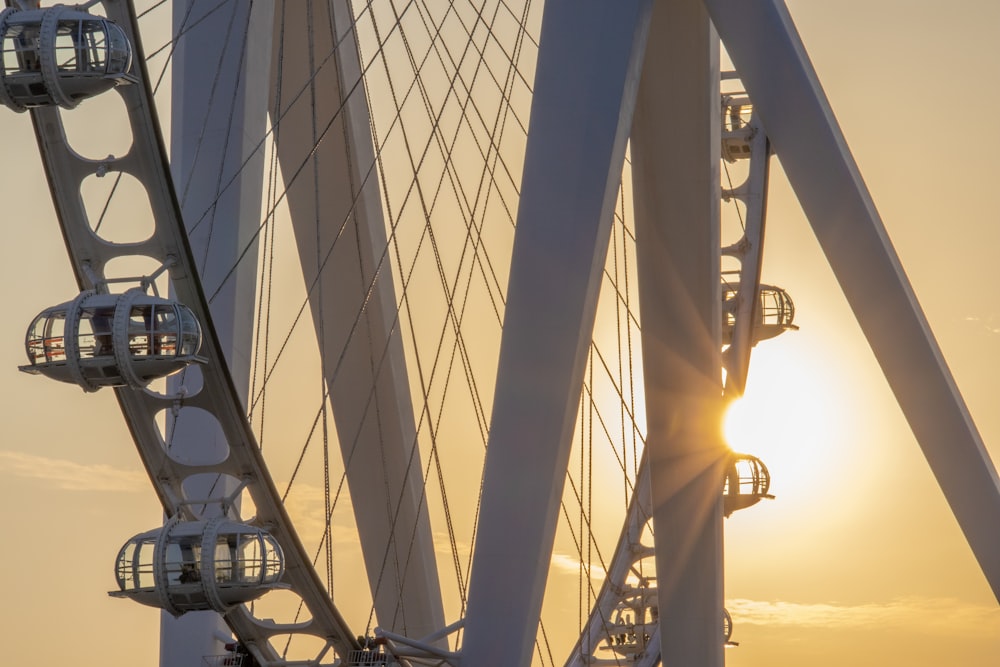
(462, 1, 652, 663)
(634, 2, 726, 665)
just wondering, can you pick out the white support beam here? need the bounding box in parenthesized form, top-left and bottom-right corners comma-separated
(462, 1, 652, 664)
(632, 2, 726, 666)
(269, 0, 445, 640)
(163, 1, 274, 664)
(705, 0, 1000, 601)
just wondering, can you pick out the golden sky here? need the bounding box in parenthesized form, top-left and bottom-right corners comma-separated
(0, 1, 998, 666)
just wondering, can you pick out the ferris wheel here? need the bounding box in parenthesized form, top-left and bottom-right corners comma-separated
(3, 1, 998, 667)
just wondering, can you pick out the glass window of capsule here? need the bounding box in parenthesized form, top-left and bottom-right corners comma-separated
(25, 301, 201, 365)
(758, 286, 795, 329)
(1, 15, 130, 76)
(113, 521, 285, 615)
(1, 22, 41, 75)
(25, 309, 66, 364)
(114, 527, 283, 593)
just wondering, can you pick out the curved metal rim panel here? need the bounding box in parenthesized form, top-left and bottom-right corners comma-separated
(27, 0, 358, 663)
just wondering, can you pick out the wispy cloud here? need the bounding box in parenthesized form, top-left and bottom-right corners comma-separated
(965, 315, 1000, 335)
(551, 552, 604, 580)
(727, 597, 1000, 636)
(278, 481, 359, 546)
(0, 450, 146, 492)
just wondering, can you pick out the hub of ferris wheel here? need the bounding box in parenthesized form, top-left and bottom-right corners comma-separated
(0, 2, 134, 111)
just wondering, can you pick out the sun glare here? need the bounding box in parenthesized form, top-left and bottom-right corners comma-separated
(723, 342, 849, 502)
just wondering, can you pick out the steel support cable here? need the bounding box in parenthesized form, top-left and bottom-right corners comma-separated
(191, 3, 258, 277)
(395, 0, 518, 444)
(393, 0, 535, 234)
(248, 70, 284, 444)
(391, 0, 534, 435)
(407, 0, 510, 314)
(617, 188, 640, 476)
(382, 9, 642, 664)
(177, 0, 404, 247)
(249, 0, 290, 441)
(579, 351, 625, 667)
(579, 390, 585, 640)
(610, 203, 631, 511)
(578, 384, 641, 526)
(722, 156, 748, 234)
(92, 172, 123, 234)
(135, 0, 167, 20)
(367, 0, 509, 605)
(365, 2, 472, 621)
(286, 0, 339, 598)
(140, 0, 229, 62)
(453, 0, 538, 595)
(349, 0, 514, 633)
(490, 0, 541, 51)
(412, 0, 532, 191)
(161, 1, 253, 510)
(600, 264, 643, 333)
(559, 486, 619, 666)
(412, 0, 535, 329)
(587, 350, 595, 632)
(451, 0, 536, 128)
(195, 0, 524, 344)
(89, 0, 201, 236)
(589, 343, 645, 479)
(380, 0, 498, 464)
(619, 192, 641, 491)
(409, 0, 532, 223)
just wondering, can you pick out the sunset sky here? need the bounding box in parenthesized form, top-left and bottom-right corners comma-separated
(0, 1, 998, 666)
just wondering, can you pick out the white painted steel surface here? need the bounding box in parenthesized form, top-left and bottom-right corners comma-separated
(632, 2, 726, 666)
(462, 1, 653, 664)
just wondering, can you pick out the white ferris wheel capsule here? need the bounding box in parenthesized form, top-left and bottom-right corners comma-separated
(19, 289, 205, 392)
(722, 283, 798, 346)
(723, 453, 773, 517)
(110, 517, 287, 617)
(0, 2, 133, 112)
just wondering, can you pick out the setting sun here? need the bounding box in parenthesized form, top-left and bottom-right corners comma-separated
(723, 339, 850, 502)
